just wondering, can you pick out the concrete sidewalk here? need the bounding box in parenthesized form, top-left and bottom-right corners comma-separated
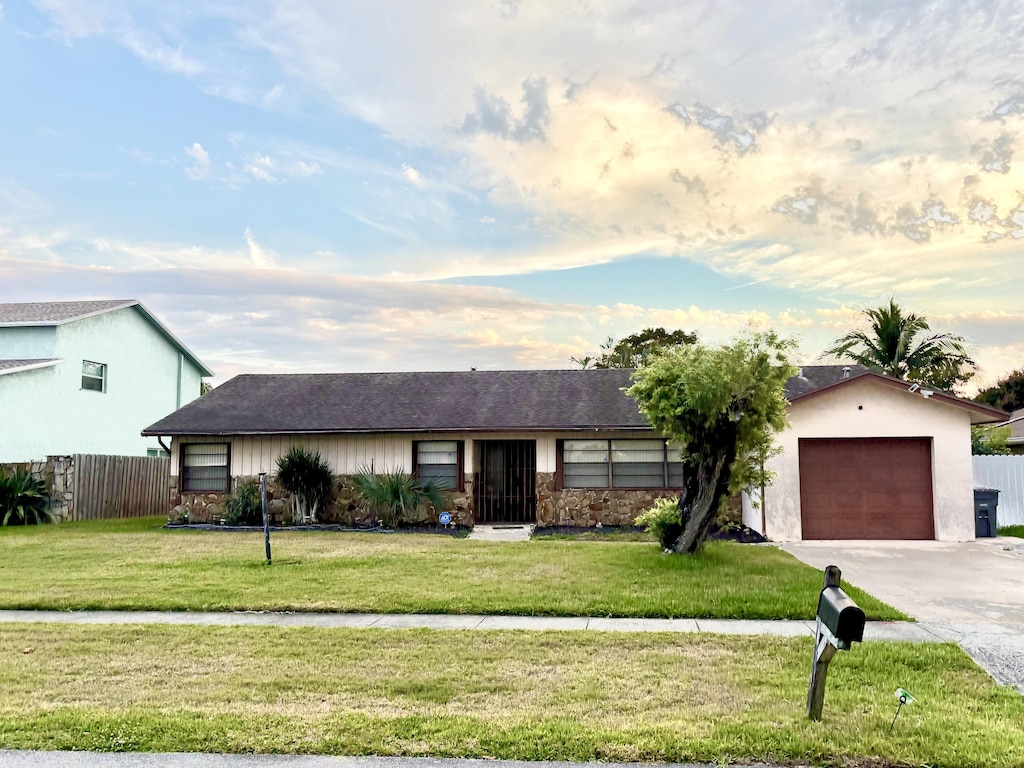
(0, 609, 943, 642)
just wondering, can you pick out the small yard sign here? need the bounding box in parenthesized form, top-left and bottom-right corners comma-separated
(439, 512, 452, 526)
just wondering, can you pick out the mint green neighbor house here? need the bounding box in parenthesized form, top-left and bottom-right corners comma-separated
(0, 300, 212, 462)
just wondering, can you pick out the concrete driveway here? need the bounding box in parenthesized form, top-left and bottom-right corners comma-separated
(782, 537, 1024, 692)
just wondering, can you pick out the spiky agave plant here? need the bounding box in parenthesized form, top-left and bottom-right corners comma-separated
(350, 466, 447, 528)
(0, 468, 54, 526)
(275, 447, 334, 524)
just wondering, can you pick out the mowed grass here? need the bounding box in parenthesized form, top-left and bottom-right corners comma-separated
(0, 517, 903, 620)
(0, 623, 1020, 766)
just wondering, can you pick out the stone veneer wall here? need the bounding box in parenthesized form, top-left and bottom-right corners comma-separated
(535, 472, 678, 527)
(170, 473, 476, 526)
(169, 471, 671, 528)
(0, 456, 74, 521)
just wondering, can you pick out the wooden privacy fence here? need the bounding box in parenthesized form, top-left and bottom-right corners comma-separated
(72, 454, 170, 520)
(973, 455, 1024, 527)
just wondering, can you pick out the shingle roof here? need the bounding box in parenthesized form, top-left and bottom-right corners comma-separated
(0, 359, 61, 375)
(784, 364, 871, 399)
(143, 370, 649, 435)
(0, 300, 135, 324)
(143, 364, 1008, 436)
(1005, 409, 1024, 443)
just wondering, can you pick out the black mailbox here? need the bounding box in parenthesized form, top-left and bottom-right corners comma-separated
(816, 586, 866, 645)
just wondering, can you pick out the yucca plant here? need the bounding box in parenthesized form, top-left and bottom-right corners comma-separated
(0, 468, 54, 526)
(350, 467, 447, 528)
(275, 447, 334, 524)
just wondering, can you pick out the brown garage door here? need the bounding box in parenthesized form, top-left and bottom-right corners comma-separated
(799, 438, 934, 540)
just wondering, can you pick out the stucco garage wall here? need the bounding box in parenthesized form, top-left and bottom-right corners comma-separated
(754, 379, 975, 542)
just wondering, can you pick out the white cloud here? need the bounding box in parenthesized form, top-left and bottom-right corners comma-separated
(401, 164, 424, 187)
(183, 142, 210, 180)
(243, 227, 276, 269)
(292, 159, 322, 177)
(244, 154, 276, 182)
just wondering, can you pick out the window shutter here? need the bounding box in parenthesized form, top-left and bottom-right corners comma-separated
(412, 441, 420, 476)
(555, 439, 564, 490)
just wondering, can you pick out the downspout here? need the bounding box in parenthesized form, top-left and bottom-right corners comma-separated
(158, 437, 171, 456)
(176, 352, 183, 409)
(760, 456, 767, 538)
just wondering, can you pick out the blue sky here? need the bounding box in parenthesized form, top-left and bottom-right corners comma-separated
(2, 0, 1023, 388)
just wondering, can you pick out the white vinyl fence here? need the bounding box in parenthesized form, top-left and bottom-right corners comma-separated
(973, 455, 1024, 527)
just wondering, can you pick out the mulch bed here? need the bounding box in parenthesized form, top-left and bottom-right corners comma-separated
(163, 523, 470, 536)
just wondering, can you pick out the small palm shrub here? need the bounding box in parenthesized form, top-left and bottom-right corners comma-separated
(351, 467, 447, 528)
(225, 479, 263, 526)
(0, 468, 54, 526)
(275, 447, 334, 524)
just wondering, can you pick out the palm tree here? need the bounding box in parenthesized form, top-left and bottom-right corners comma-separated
(822, 299, 976, 393)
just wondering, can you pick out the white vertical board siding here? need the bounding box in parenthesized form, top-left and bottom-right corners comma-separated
(171, 430, 662, 477)
(973, 455, 1024, 526)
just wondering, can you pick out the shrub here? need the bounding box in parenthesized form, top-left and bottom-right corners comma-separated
(0, 468, 54, 526)
(350, 467, 447, 528)
(635, 498, 682, 550)
(275, 447, 334, 524)
(225, 479, 263, 526)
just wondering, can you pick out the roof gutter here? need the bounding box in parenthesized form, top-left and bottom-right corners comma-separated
(142, 425, 656, 437)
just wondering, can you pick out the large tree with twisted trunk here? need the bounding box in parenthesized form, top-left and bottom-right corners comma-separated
(627, 332, 795, 554)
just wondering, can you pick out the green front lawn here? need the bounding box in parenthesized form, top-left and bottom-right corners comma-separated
(0, 623, 1019, 766)
(0, 517, 904, 620)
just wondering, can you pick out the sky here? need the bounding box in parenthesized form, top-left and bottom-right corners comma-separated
(1, 0, 1022, 390)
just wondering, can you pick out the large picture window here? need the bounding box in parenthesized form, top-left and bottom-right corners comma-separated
(414, 440, 463, 490)
(182, 443, 230, 493)
(561, 439, 684, 489)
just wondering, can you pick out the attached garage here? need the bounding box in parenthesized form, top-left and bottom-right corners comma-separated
(798, 437, 934, 540)
(746, 367, 1008, 542)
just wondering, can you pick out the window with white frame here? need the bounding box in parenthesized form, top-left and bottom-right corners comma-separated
(561, 438, 685, 489)
(81, 360, 106, 392)
(181, 443, 230, 493)
(414, 440, 462, 490)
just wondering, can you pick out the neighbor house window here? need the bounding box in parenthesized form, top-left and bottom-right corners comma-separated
(147, 448, 170, 458)
(181, 443, 230, 493)
(81, 361, 106, 392)
(560, 439, 684, 489)
(413, 440, 463, 490)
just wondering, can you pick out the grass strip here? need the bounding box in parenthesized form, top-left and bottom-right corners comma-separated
(999, 525, 1024, 539)
(0, 517, 904, 620)
(0, 623, 1020, 766)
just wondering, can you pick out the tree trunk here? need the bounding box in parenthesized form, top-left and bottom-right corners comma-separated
(671, 418, 739, 554)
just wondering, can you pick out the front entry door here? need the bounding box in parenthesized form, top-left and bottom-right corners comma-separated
(474, 440, 537, 523)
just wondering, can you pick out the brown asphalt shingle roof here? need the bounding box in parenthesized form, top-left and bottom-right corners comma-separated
(143, 364, 1005, 436)
(143, 369, 651, 435)
(784, 364, 871, 399)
